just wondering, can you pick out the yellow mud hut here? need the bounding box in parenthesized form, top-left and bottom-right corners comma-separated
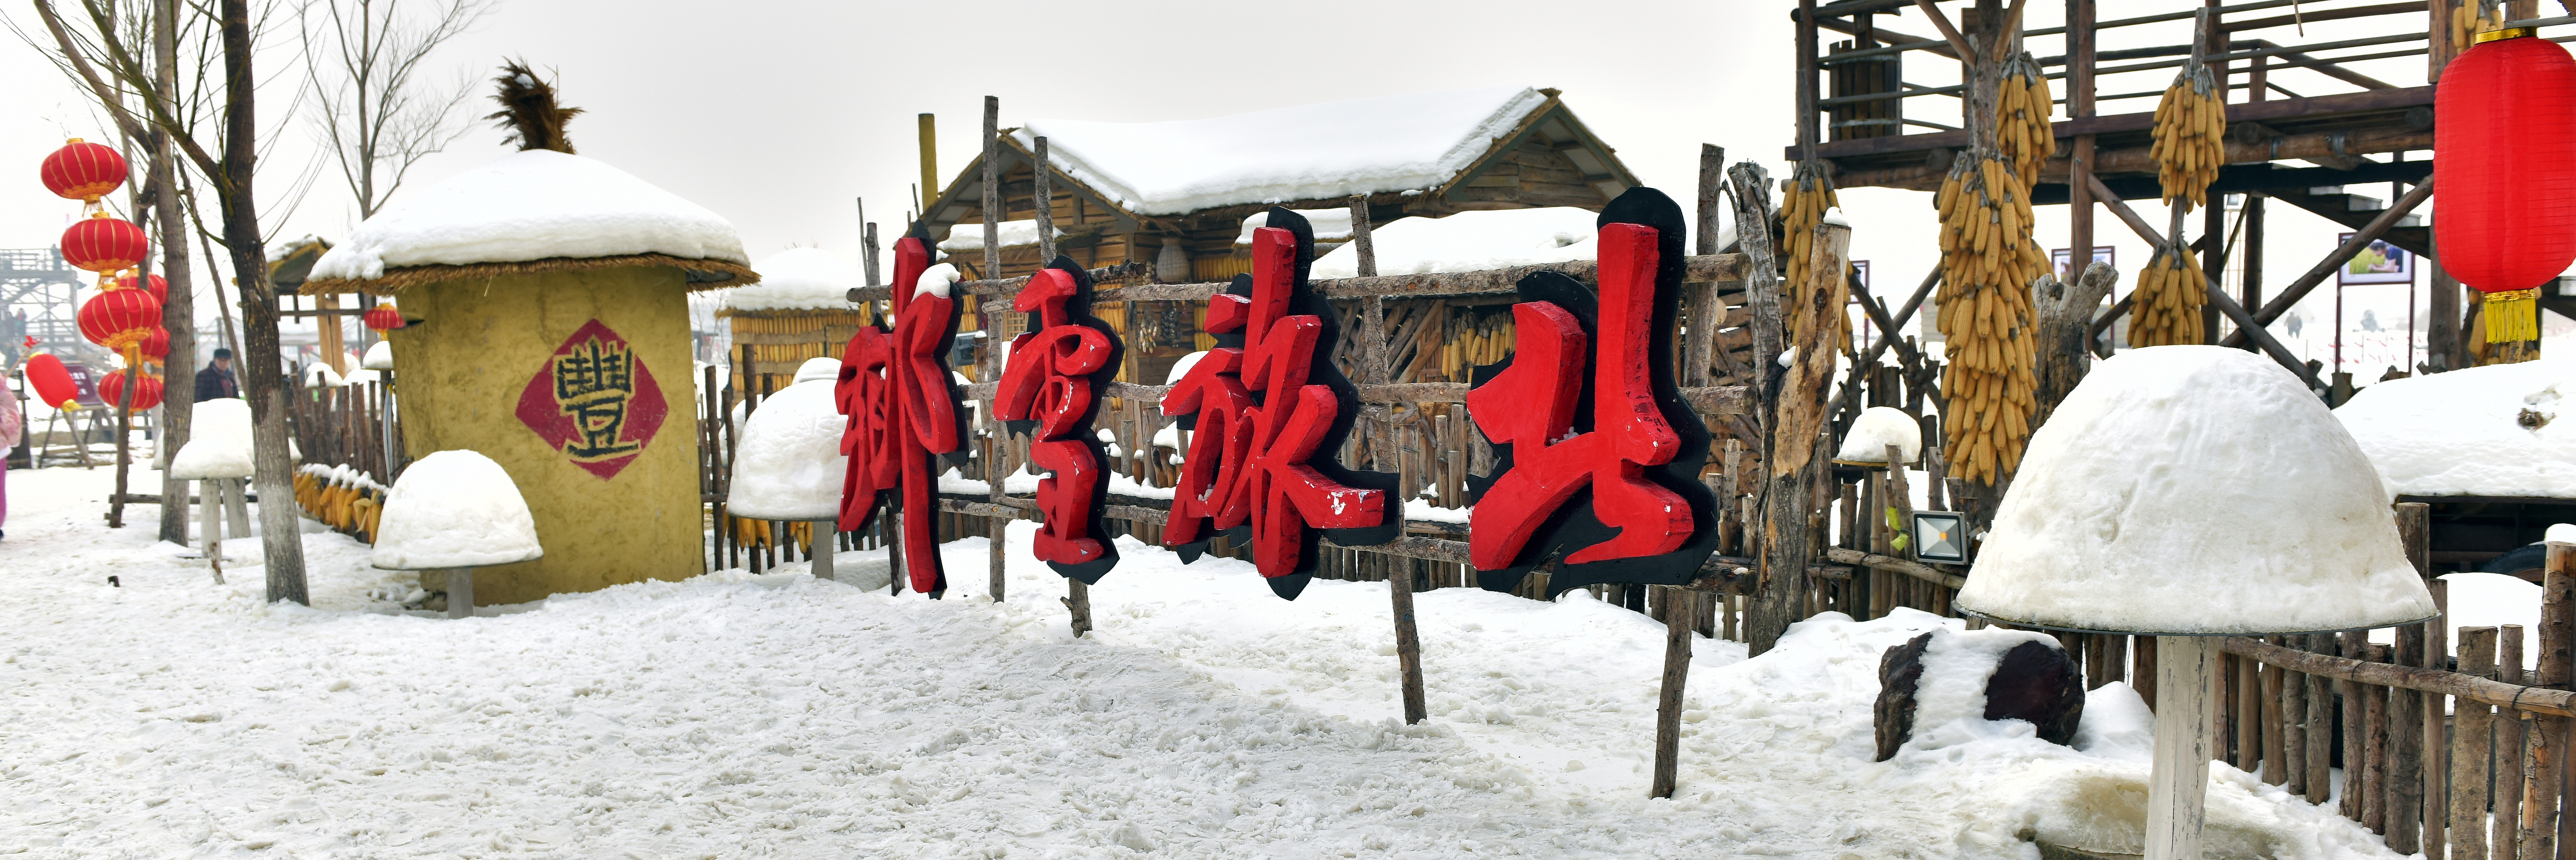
(301, 66, 755, 607)
(721, 247, 870, 398)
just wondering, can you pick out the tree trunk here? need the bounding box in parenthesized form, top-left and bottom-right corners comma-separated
(221, 0, 305, 604)
(152, 0, 196, 546)
(2032, 261, 2116, 428)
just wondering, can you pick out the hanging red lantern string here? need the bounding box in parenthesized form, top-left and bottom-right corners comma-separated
(117, 272, 169, 306)
(137, 326, 170, 363)
(362, 301, 406, 333)
(78, 283, 162, 370)
(2435, 27, 2576, 344)
(98, 369, 164, 411)
(40, 138, 128, 205)
(60, 213, 150, 286)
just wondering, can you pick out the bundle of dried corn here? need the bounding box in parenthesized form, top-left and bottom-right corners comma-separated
(2126, 246, 2207, 348)
(1783, 162, 1850, 353)
(2451, 0, 2508, 57)
(1996, 52, 2058, 188)
(1933, 153, 2043, 484)
(2150, 60, 2226, 208)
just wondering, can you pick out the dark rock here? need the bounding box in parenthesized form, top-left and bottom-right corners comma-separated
(1874, 632, 1933, 762)
(1875, 632, 2086, 761)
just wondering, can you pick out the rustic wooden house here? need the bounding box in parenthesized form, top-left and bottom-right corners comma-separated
(917, 85, 1641, 384)
(720, 247, 871, 397)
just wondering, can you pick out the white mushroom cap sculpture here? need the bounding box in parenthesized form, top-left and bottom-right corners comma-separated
(1834, 405, 1924, 466)
(168, 398, 255, 481)
(1955, 346, 2434, 860)
(726, 374, 849, 579)
(373, 450, 543, 617)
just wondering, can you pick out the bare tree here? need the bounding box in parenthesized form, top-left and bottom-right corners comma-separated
(300, 0, 490, 220)
(31, 0, 314, 604)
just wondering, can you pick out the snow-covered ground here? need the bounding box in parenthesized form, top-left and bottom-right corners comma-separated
(1, 465, 2401, 858)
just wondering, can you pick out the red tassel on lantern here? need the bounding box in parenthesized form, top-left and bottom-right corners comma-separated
(117, 272, 169, 306)
(40, 139, 128, 204)
(78, 286, 161, 355)
(60, 213, 150, 278)
(363, 302, 406, 332)
(2435, 28, 2576, 344)
(98, 369, 164, 411)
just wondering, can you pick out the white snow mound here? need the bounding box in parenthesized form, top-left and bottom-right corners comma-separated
(372, 450, 544, 570)
(1836, 406, 1922, 464)
(310, 149, 748, 282)
(1899, 626, 2065, 755)
(1956, 346, 2435, 634)
(792, 356, 841, 385)
(168, 398, 256, 480)
(1016, 86, 1552, 216)
(937, 220, 1060, 253)
(726, 380, 848, 521)
(725, 247, 862, 312)
(2335, 359, 2576, 499)
(1311, 207, 1598, 279)
(361, 340, 394, 370)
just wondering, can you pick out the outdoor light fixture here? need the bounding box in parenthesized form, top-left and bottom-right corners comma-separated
(1912, 511, 1967, 564)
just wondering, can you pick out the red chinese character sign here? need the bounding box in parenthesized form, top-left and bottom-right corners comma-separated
(997, 257, 1124, 583)
(1162, 207, 1398, 599)
(837, 224, 971, 597)
(1465, 188, 1720, 595)
(515, 319, 669, 480)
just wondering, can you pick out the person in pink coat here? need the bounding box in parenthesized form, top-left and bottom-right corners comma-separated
(0, 373, 19, 539)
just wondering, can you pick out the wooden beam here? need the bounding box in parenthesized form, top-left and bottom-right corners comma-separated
(1790, 84, 2435, 161)
(2083, 174, 2327, 390)
(2220, 635, 2576, 719)
(2218, 177, 2433, 347)
(1911, 0, 1981, 63)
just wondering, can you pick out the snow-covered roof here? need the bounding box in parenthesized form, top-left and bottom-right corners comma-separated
(938, 219, 1062, 253)
(1309, 207, 1597, 279)
(310, 149, 749, 284)
(1237, 209, 1353, 245)
(1955, 346, 2436, 635)
(722, 248, 863, 313)
(726, 380, 847, 521)
(1012, 86, 1553, 217)
(372, 450, 544, 570)
(2335, 359, 2576, 499)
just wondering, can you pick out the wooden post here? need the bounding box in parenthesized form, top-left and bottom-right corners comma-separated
(2282, 635, 2308, 795)
(446, 567, 474, 619)
(2296, 633, 2330, 804)
(2067, 0, 2096, 286)
(983, 95, 1007, 603)
(1065, 578, 1092, 637)
(1743, 164, 1848, 657)
(1351, 193, 1424, 726)
(918, 113, 939, 213)
(2236, 649, 2263, 773)
(2501, 624, 2528, 860)
(199, 477, 224, 585)
(2364, 643, 2390, 835)
(2522, 543, 2575, 860)
(2147, 635, 2221, 860)
(2341, 629, 2371, 821)
(1034, 136, 1055, 262)
(2458, 626, 2501, 860)
(2392, 502, 2431, 853)
(810, 520, 835, 581)
(1652, 586, 1694, 799)
(2035, 262, 2116, 430)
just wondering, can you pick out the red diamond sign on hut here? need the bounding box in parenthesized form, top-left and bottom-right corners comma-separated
(516, 319, 669, 480)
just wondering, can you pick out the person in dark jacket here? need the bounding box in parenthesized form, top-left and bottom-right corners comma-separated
(195, 348, 239, 402)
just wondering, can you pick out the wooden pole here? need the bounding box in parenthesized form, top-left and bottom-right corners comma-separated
(1034, 136, 1055, 262)
(2390, 503, 2431, 852)
(2067, 0, 2097, 292)
(918, 112, 938, 215)
(1652, 586, 1694, 798)
(2522, 543, 2575, 860)
(2341, 628, 2371, 821)
(2457, 626, 2500, 860)
(1353, 193, 1424, 726)
(2146, 635, 2220, 860)
(983, 95, 1007, 603)
(810, 520, 835, 581)
(200, 478, 224, 585)
(2500, 624, 2528, 860)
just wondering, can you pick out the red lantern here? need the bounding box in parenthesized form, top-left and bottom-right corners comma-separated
(78, 286, 161, 355)
(98, 369, 164, 411)
(137, 326, 170, 361)
(23, 353, 79, 409)
(117, 272, 169, 306)
(2435, 28, 2576, 343)
(40, 138, 127, 203)
(60, 213, 150, 276)
(363, 302, 406, 332)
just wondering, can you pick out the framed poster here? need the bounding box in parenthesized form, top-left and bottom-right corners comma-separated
(2338, 233, 2414, 285)
(1851, 259, 1871, 289)
(2051, 246, 2115, 281)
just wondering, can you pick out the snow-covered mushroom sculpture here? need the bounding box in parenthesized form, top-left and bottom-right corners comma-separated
(727, 362, 848, 579)
(1833, 405, 1924, 466)
(373, 450, 545, 618)
(1954, 346, 2436, 860)
(167, 397, 255, 583)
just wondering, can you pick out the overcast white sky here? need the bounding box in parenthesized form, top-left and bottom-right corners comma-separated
(0, 0, 2483, 375)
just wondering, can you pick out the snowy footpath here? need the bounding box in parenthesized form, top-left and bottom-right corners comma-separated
(2, 465, 2402, 858)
